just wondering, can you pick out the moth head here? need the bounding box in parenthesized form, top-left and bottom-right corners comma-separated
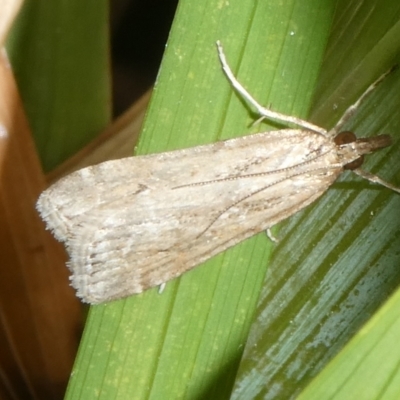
(334, 131, 392, 170)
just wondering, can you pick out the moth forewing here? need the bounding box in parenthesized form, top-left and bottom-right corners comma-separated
(53, 130, 343, 303)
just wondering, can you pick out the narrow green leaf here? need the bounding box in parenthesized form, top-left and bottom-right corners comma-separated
(298, 287, 400, 399)
(66, 0, 337, 399)
(232, 0, 400, 398)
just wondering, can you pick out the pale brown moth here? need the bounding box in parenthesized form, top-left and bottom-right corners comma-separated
(36, 42, 400, 304)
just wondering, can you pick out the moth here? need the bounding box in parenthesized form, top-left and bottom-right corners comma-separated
(37, 42, 400, 304)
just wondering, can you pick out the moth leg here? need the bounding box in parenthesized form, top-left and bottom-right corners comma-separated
(158, 282, 166, 294)
(329, 65, 398, 138)
(216, 40, 326, 136)
(251, 115, 267, 127)
(354, 169, 400, 193)
(266, 228, 279, 243)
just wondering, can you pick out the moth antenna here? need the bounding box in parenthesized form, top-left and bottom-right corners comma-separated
(216, 41, 327, 135)
(330, 65, 398, 137)
(353, 168, 400, 193)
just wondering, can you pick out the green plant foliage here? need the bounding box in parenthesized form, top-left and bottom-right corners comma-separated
(7, 0, 111, 171)
(14, 0, 400, 398)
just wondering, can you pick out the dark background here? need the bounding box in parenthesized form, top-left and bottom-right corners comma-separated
(111, 0, 179, 116)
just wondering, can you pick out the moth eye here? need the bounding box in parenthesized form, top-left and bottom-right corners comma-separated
(343, 155, 364, 170)
(335, 131, 364, 170)
(334, 131, 357, 145)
